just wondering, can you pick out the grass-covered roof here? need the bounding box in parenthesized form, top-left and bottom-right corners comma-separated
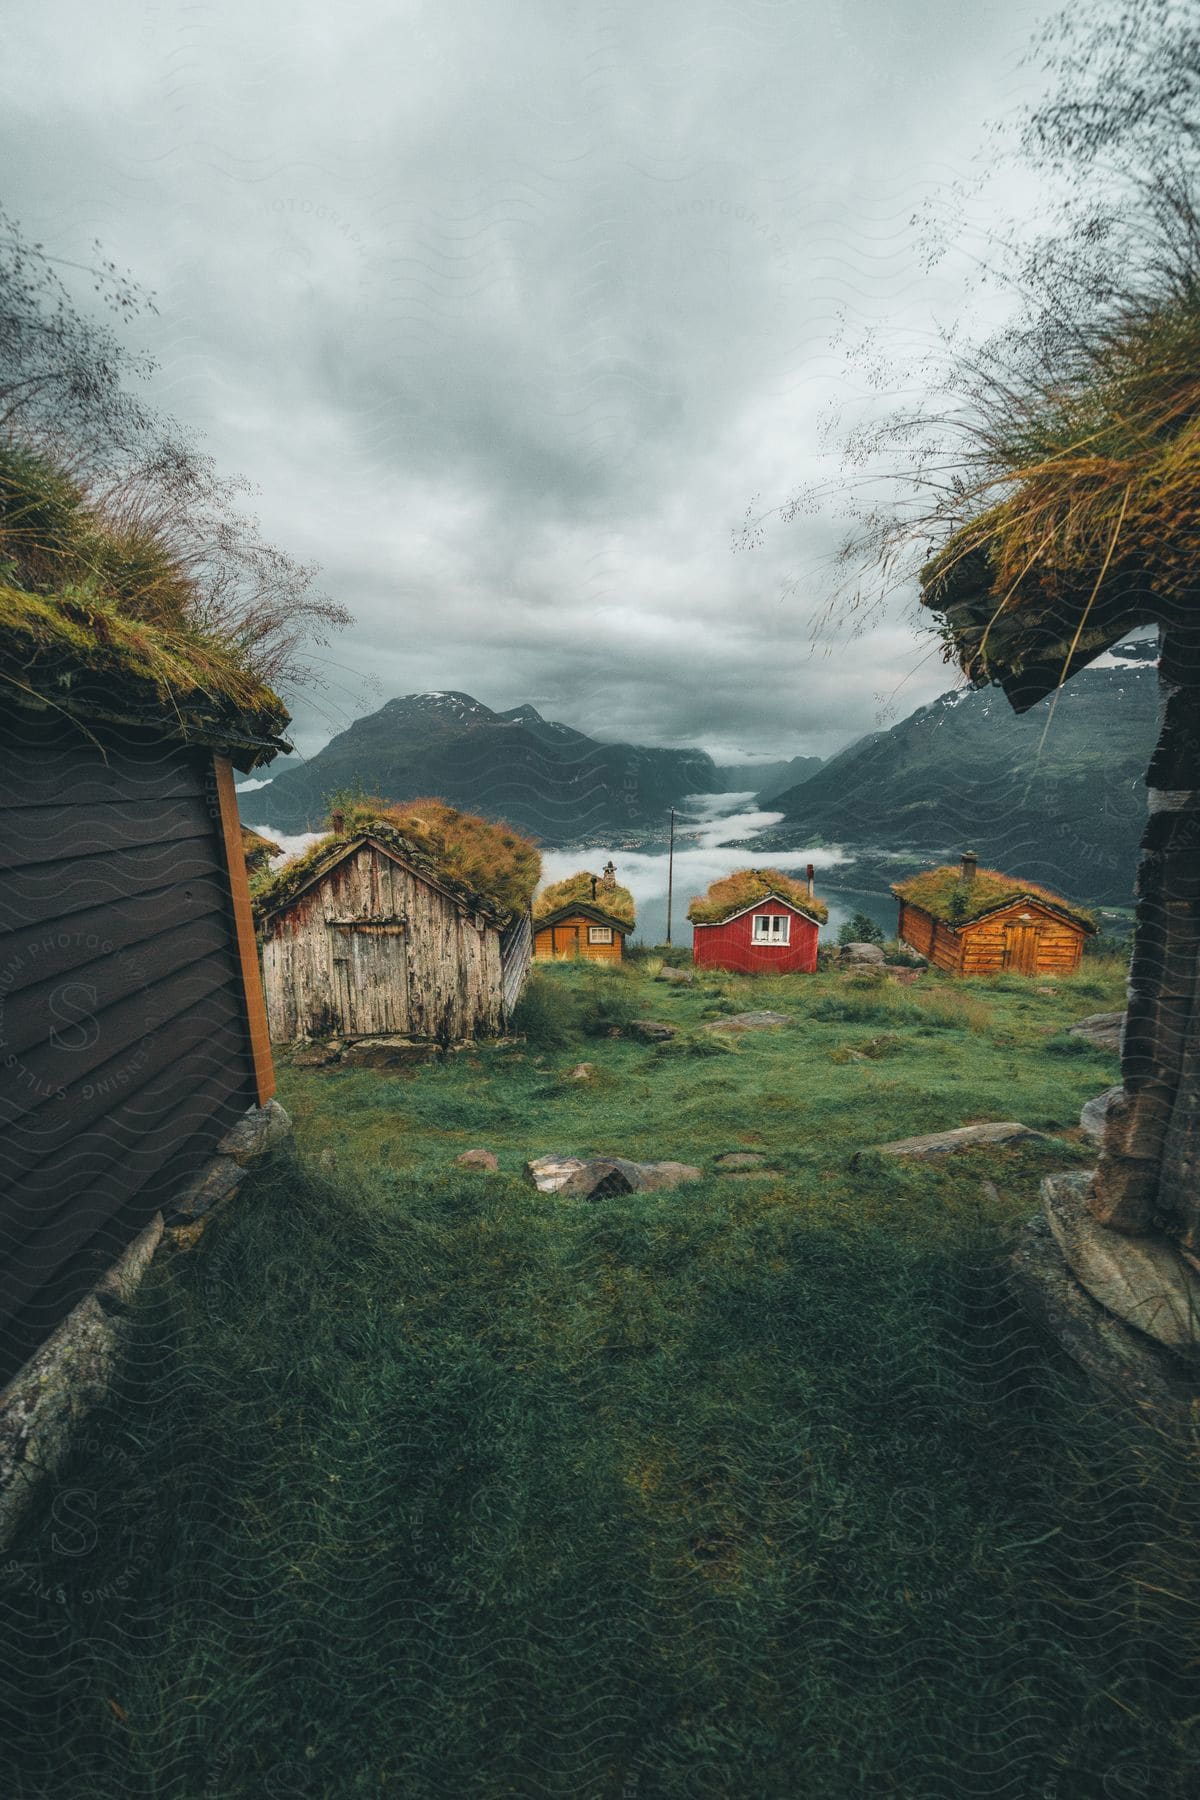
(919, 294, 1195, 710)
(254, 798, 540, 926)
(892, 865, 1097, 932)
(0, 442, 291, 764)
(534, 871, 636, 929)
(687, 867, 828, 926)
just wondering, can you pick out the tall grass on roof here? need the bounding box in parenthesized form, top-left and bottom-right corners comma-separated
(256, 796, 540, 922)
(0, 441, 289, 743)
(687, 867, 828, 926)
(920, 293, 1200, 687)
(534, 870, 636, 929)
(893, 865, 1097, 932)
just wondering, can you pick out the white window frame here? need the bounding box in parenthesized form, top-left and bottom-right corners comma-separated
(751, 912, 790, 946)
(588, 924, 614, 944)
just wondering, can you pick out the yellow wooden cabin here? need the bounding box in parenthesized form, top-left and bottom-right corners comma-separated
(533, 864, 634, 963)
(893, 853, 1097, 977)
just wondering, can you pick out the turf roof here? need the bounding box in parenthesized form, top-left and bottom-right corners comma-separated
(892, 865, 1097, 931)
(0, 436, 292, 765)
(687, 867, 828, 927)
(254, 802, 540, 927)
(0, 584, 291, 765)
(918, 294, 1197, 710)
(534, 871, 636, 929)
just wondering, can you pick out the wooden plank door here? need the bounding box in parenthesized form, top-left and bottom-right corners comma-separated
(329, 920, 409, 1034)
(1003, 922, 1041, 974)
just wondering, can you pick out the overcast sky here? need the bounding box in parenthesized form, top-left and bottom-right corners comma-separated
(6, 0, 1060, 763)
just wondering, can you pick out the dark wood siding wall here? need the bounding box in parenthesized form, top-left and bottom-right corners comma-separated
(0, 709, 258, 1386)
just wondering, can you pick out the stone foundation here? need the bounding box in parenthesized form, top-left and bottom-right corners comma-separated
(0, 1100, 291, 1550)
(1012, 1170, 1199, 1427)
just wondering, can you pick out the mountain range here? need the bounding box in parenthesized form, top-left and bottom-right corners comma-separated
(244, 646, 1159, 904)
(246, 690, 757, 841)
(750, 640, 1159, 904)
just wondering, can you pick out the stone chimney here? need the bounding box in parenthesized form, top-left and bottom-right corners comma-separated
(806, 863, 815, 899)
(601, 861, 617, 889)
(960, 850, 977, 885)
(331, 808, 346, 838)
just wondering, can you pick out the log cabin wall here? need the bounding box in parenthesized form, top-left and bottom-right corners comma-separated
(898, 897, 1085, 976)
(897, 900, 965, 970)
(533, 912, 624, 963)
(0, 709, 260, 1387)
(958, 903, 1086, 976)
(261, 841, 505, 1044)
(896, 901, 935, 960)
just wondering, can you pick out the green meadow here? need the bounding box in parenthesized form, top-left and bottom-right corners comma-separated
(6, 955, 1198, 1798)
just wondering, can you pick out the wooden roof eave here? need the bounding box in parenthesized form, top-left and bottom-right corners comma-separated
(535, 901, 632, 934)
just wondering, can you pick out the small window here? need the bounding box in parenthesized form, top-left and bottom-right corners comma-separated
(751, 912, 790, 945)
(588, 924, 614, 944)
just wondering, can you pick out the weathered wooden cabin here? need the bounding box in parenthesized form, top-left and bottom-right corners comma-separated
(0, 592, 289, 1390)
(533, 864, 634, 963)
(893, 853, 1097, 976)
(257, 826, 528, 1042)
(688, 866, 827, 974)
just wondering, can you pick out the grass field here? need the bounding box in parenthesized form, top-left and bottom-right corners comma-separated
(5, 955, 1198, 1798)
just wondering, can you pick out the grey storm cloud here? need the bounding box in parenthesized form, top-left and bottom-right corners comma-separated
(3, 0, 1058, 759)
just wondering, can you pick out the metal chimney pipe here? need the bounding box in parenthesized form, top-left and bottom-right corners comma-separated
(960, 850, 977, 885)
(591, 874, 598, 900)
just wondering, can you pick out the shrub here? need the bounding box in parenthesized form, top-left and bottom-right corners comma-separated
(578, 971, 642, 1038)
(837, 911, 885, 947)
(511, 971, 580, 1050)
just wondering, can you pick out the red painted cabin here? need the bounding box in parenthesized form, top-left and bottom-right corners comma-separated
(691, 891, 822, 975)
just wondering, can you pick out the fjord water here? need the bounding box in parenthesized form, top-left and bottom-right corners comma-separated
(537, 791, 896, 945)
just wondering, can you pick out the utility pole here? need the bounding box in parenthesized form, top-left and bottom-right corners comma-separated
(665, 807, 675, 945)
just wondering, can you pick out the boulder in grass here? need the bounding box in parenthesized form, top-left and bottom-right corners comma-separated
(557, 1158, 643, 1199)
(630, 1020, 677, 1042)
(705, 1011, 792, 1033)
(840, 942, 886, 966)
(656, 966, 694, 985)
(855, 1121, 1049, 1164)
(554, 1157, 705, 1199)
(526, 1154, 588, 1192)
(1069, 1011, 1125, 1053)
(634, 1161, 703, 1191)
(1080, 1086, 1123, 1144)
(456, 1149, 499, 1172)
